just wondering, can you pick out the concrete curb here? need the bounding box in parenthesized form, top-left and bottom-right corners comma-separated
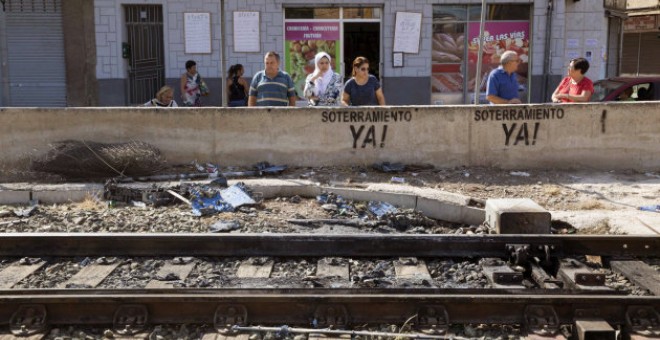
(0, 179, 485, 225)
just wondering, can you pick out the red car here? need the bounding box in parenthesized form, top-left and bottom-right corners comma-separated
(592, 77, 660, 101)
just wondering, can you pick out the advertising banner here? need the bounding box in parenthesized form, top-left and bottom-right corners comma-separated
(285, 22, 341, 99)
(467, 22, 530, 91)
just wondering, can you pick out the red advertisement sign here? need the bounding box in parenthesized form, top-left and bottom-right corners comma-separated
(468, 22, 530, 91)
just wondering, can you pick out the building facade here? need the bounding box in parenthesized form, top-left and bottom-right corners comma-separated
(621, 0, 660, 76)
(0, 0, 631, 107)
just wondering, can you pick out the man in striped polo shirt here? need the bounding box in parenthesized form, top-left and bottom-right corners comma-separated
(248, 51, 297, 107)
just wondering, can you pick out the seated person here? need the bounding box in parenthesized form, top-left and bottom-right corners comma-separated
(144, 86, 178, 107)
(636, 87, 649, 101)
(618, 87, 634, 101)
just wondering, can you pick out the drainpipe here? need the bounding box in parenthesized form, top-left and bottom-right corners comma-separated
(617, 17, 623, 76)
(220, 0, 227, 106)
(541, 0, 553, 102)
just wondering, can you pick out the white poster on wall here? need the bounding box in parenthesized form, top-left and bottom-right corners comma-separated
(234, 11, 260, 52)
(184, 13, 212, 54)
(393, 12, 422, 54)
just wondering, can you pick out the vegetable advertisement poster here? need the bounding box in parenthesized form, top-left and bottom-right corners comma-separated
(285, 22, 341, 99)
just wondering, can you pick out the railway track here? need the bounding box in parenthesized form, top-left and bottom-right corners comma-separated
(0, 233, 658, 339)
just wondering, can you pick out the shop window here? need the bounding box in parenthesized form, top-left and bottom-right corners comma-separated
(285, 8, 339, 19)
(432, 4, 531, 105)
(343, 7, 381, 19)
(433, 5, 467, 22)
(468, 5, 530, 21)
(487, 5, 530, 20)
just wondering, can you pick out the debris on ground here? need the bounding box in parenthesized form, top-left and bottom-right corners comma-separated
(209, 220, 241, 233)
(31, 140, 166, 180)
(639, 205, 660, 213)
(189, 182, 257, 216)
(368, 201, 398, 217)
(372, 162, 406, 173)
(509, 171, 530, 177)
(103, 180, 174, 207)
(13, 205, 38, 217)
(195, 161, 287, 178)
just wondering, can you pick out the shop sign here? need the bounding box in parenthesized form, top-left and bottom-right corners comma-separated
(284, 22, 341, 99)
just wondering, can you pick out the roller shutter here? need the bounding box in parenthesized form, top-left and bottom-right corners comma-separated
(638, 32, 660, 75)
(622, 32, 660, 76)
(6, 0, 66, 107)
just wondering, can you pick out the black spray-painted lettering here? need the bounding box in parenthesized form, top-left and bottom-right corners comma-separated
(322, 110, 412, 123)
(474, 107, 565, 121)
(502, 122, 540, 146)
(351, 125, 388, 148)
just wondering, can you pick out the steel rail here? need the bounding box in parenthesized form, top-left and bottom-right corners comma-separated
(0, 233, 656, 257)
(0, 292, 657, 326)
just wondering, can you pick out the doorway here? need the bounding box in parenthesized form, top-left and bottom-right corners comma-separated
(343, 23, 380, 79)
(125, 5, 164, 105)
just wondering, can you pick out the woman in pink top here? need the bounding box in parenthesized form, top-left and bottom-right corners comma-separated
(551, 57, 594, 103)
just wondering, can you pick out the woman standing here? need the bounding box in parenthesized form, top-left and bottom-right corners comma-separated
(551, 57, 593, 103)
(303, 52, 343, 106)
(227, 64, 249, 107)
(180, 60, 208, 106)
(144, 86, 178, 107)
(341, 56, 386, 106)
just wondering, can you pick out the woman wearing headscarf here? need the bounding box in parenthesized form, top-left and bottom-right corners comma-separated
(303, 52, 343, 106)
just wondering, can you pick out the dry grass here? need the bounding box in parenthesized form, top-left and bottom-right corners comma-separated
(543, 185, 562, 196)
(574, 199, 606, 210)
(74, 193, 105, 211)
(578, 219, 617, 235)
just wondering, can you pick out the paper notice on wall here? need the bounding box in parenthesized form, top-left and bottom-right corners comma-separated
(585, 38, 598, 47)
(566, 39, 580, 49)
(234, 11, 260, 52)
(393, 12, 422, 53)
(184, 13, 211, 54)
(567, 51, 580, 60)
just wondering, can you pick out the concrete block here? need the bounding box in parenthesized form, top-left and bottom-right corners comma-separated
(485, 198, 551, 234)
(416, 196, 484, 225)
(240, 179, 321, 199)
(324, 187, 418, 210)
(32, 184, 104, 204)
(0, 190, 31, 205)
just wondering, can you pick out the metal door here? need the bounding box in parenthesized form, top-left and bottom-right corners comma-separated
(125, 5, 164, 105)
(5, 0, 66, 107)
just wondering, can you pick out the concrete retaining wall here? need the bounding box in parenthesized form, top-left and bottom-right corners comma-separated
(1, 102, 658, 170)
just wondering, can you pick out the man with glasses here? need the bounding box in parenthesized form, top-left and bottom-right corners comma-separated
(248, 51, 297, 107)
(486, 51, 522, 105)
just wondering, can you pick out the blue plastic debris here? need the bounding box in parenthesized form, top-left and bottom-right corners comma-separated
(639, 205, 660, 213)
(372, 162, 406, 173)
(254, 162, 287, 175)
(368, 201, 398, 217)
(316, 192, 356, 216)
(190, 183, 255, 216)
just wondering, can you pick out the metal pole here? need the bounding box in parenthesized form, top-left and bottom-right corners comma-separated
(220, 0, 227, 107)
(541, 0, 554, 102)
(473, 0, 488, 105)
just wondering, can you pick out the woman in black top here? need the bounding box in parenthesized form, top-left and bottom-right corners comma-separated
(341, 56, 386, 106)
(227, 64, 249, 107)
